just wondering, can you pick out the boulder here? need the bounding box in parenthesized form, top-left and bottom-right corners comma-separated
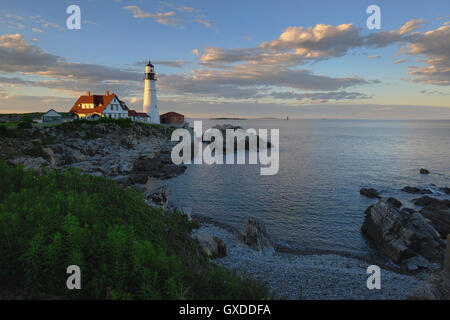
(145, 186, 169, 211)
(420, 168, 430, 174)
(413, 196, 443, 207)
(420, 199, 450, 239)
(404, 255, 436, 272)
(204, 124, 272, 151)
(194, 232, 227, 258)
(407, 272, 449, 300)
(360, 188, 380, 199)
(441, 187, 450, 195)
(213, 236, 227, 258)
(180, 207, 192, 221)
(402, 186, 432, 194)
(387, 197, 402, 208)
(238, 219, 274, 253)
(361, 199, 445, 265)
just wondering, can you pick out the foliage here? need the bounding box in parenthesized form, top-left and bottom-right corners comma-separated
(18, 115, 33, 129)
(0, 161, 268, 299)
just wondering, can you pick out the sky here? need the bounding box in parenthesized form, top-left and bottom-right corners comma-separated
(0, 0, 449, 119)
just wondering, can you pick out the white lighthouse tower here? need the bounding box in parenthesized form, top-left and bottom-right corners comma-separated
(143, 61, 160, 124)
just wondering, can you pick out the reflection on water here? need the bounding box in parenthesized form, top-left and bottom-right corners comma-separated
(161, 119, 450, 259)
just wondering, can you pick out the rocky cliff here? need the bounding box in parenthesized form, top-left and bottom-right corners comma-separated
(0, 120, 186, 185)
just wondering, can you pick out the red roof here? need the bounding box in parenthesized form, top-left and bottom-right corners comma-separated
(70, 93, 117, 115)
(70, 92, 149, 119)
(160, 112, 184, 118)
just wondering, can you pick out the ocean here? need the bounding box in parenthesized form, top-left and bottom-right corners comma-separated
(160, 119, 450, 262)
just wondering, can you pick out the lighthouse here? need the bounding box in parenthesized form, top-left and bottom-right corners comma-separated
(143, 61, 160, 124)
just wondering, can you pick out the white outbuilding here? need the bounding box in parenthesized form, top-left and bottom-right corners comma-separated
(42, 109, 63, 123)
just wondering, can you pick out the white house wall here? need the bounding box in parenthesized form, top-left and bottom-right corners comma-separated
(102, 96, 128, 119)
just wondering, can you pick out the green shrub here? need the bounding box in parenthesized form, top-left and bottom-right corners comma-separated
(18, 115, 33, 129)
(0, 161, 268, 299)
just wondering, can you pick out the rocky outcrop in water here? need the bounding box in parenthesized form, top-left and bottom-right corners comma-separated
(387, 197, 402, 208)
(420, 168, 430, 174)
(413, 196, 450, 239)
(402, 186, 432, 194)
(202, 124, 272, 151)
(362, 199, 445, 267)
(360, 188, 381, 199)
(238, 219, 274, 253)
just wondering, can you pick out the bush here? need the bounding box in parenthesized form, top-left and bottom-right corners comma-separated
(0, 161, 268, 299)
(18, 115, 33, 129)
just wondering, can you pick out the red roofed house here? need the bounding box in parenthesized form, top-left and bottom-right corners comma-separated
(70, 91, 149, 123)
(160, 112, 185, 125)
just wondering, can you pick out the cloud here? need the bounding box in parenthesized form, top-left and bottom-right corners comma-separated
(0, 34, 59, 73)
(158, 64, 371, 101)
(369, 54, 380, 58)
(0, 34, 142, 97)
(199, 23, 364, 67)
(393, 59, 407, 64)
(198, 19, 427, 68)
(29, 15, 61, 30)
(123, 5, 181, 26)
(177, 6, 197, 13)
(123, 4, 213, 29)
(134, 60, 188, 68)
(399, 19, 424, 35)
(192, 49, 200, 56)
(406, 24, 450, 85)
(195, 18, 212, 28)
(268, 90, 370, 102)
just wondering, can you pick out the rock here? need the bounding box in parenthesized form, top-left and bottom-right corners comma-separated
(402, 186, 432, 194)
(31, 138, 42, 145)
(387, 197, 402, 208)
(407, 272, 449, 300)
(194, 232, 227, 258)
(420, 168, 430, 174)
(213, 236, 227, 258)
(360, 188, 381, 199)
(238, 218, 274, 253)
(445, 235, 450, 280)
(145, 186, 169, 211)
(10, 156, 48, 171)
(180, 207, 192, 221)
(404, 255, 434, 272)
(205, 124, 272, 151)
(42, 147, 56, 168)
(420, 199, 450, 239)
(413, 196, 442, 207)
(441, 187, 450, 196)
(361, 199, 445, 265)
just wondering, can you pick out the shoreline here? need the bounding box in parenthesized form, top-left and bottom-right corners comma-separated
(190, 214, 435, 275)
(192, 221, 427, 299)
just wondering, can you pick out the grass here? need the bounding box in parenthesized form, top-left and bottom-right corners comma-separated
(0, 160, 268, 300)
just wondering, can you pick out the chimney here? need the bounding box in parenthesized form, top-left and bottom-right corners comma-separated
(87, 91, 90, 96)
(105, 90, 110, 96)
